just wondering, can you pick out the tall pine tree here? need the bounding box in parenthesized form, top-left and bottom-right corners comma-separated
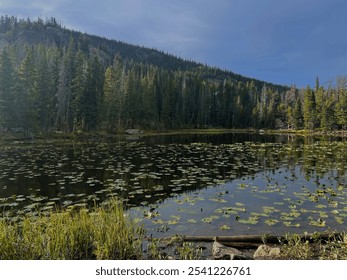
(303, 85, 317, 130)
(0, 49, 15, 128)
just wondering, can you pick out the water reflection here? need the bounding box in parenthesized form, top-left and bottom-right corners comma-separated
(0, 133, 346, 237)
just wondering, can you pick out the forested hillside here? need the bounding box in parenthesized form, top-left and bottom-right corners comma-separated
(0, 16, 346, 133)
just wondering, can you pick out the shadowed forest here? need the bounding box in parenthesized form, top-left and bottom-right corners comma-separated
(1, 16, 346, 134)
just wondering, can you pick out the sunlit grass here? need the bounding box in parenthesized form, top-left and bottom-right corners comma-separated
(0, 199, 144, 260)
(278, 232, 347, 260)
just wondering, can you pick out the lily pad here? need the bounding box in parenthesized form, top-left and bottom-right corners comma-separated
(209, 198, 227, 203)
(220, 225, 231, 230)
(238, 215, 259, 225)
(335, 216, 344, 224)
(201, 215, 219, 224)
(265, 219, 279, 226)
(283, 221, 300, 227)
(309, 218, 326, 227)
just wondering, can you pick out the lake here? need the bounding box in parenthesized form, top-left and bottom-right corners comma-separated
(0, 132, 346, 238)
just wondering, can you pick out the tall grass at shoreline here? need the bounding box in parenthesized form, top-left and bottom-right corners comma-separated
(2, 198, 347, 260)
(0, 199, 144, 260)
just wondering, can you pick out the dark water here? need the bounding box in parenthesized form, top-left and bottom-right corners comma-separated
(0, 132, 346, 237)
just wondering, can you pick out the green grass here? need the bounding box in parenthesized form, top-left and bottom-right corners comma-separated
(0, 200, 204, 260)
(0, 199, 144, 260)
(278, 232, 347, 260)
(145, 235, 203, 260)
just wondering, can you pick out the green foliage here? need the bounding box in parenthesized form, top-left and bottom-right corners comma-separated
(176, 242, 203, 260)
(279, 233, 315, 259)
(303, 86, 317, 130)
(0, 221, 17, 259)
(279, 232, 347, 260)
(293, 98, 303, 129)
(336, 88, 347, 130)
(0, 49, 15, 127)
(0, 199, 144, 260)
(146, 236, 203, 260)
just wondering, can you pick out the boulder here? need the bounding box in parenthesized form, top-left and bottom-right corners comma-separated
(253, 245, 281, 259)
(212, 241, 250, 260)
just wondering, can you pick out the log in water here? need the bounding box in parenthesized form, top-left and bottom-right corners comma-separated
(183, 232, 343, 247)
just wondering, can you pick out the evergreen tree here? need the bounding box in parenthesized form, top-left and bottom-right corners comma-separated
(303, 85, 317, 130)
(55, 38, 75, 132)
(336, 87, 347, 130)
(286, 105, 294, 129)
(293, 98, 303, 129)
(315, 77, 324, 128)
(83, 54, 103, 130)
(71, 50, 88, 131)
(0, 49, 15, 127)
(16, 47, 38, 131)
(321, 98, 336, 131)
(34, 46, 55, 131)
(103, 65, 118, 131)
(140, 67, 158, 128)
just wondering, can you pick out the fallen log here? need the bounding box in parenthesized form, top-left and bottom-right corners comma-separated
(183, 232, 343, 245)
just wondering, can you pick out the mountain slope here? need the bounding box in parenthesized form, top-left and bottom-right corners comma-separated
(0, 16, 286, 90)
(0, 16, 294, 133)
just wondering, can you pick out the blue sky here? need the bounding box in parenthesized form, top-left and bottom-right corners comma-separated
(1, 0, 346, 88)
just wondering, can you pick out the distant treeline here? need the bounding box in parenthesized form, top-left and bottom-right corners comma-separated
(0, 16, 346, 133)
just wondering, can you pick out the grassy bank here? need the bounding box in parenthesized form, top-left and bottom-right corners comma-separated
(0, 199, 144, 260)
(278, 232, 347, 260)
(1, 199, 347, 260)
(0, 199, 203, 260)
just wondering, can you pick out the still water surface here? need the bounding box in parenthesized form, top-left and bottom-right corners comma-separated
(0, 133, 346, 237)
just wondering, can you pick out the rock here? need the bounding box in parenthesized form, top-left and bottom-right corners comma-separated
(125, 129, 143, 135)
(212, 241, 249, 260)
(253, 245, 281, 259)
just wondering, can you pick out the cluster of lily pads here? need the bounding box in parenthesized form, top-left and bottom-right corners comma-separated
(0, 136, 346, 238)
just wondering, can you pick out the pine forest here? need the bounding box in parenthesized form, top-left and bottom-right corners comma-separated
(0, 16, 346, 134)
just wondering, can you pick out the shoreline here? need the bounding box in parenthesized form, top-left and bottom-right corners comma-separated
(1, 128, 346, 143)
